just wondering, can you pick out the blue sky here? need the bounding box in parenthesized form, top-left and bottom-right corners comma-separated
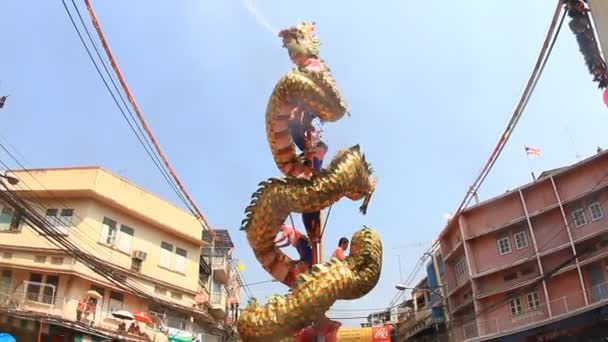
(2, 0, 608, 327)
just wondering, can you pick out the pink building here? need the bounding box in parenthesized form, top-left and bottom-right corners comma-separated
(439, 149, 608, 341)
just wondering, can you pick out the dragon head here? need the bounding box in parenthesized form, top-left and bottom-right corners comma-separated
(278, 21, 321, 67)
(329, 146, 376, 213)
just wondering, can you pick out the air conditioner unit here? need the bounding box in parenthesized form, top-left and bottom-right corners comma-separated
(132, 250, 148, 260)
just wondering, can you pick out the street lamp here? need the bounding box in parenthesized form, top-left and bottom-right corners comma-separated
(395, 283, 408, 291)
(0, 174, 18, 185)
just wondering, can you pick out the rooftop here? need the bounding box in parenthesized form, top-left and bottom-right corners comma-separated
(5, 166, 209, 246)
(439, 148, 608, 239)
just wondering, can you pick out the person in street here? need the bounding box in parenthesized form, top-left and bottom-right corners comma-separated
(275, 224, 313, 266)
(331, 237, 349, 261)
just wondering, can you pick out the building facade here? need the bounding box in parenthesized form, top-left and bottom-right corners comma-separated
(0, 167, 232, 341)
(439, 150, 608, 341)
(200, 229, 242, 339)
(397, 243, 448, 342)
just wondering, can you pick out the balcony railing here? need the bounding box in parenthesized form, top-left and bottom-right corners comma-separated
(0, 286, 153, 341)
(0, 281, 214, 341)
(211, 256, 229, 272)
(459, 280, 608, 341)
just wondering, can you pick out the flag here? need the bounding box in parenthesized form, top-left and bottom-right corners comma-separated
(525, 145, 542, 157)
(0, 96, 6, 109)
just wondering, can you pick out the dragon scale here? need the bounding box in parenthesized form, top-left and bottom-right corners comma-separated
(237, 22, 383, 341)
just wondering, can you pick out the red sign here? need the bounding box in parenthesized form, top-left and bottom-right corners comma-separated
(371, 325, 391, 342)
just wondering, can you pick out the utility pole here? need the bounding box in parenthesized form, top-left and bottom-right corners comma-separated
(430, 246, 451, 342)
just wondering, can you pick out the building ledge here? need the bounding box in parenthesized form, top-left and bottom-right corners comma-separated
(444, 241, 464, 262)
(464, 182, 608, 242)
(472, 225, 608, 279)
(475, 276, 542, 300)
(465, 295, 608, 342)
(448, 278, 472, 298)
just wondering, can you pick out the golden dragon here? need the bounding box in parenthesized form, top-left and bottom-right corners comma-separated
(237, 22, 383, 342)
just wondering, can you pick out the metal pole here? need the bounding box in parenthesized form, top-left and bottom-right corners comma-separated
(37, 322, 44, 342)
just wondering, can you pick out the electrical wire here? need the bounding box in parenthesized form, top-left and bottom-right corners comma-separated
(0, 143, 219, 323)
(449, 0, 566, 225)
(81, 0, 213, 235)
(59, 0, 194, 218)
(0, 183, 217, 323)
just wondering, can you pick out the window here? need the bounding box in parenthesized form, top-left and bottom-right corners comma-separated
(0, 207, 23, 232)
(2, 252, 12, 259)
(573, 208, 587, 227)
(160, 242, 173, 268)
(527, 291, 540, 310)
(131, 258, 142, 272)
(175, 248, 187, 273)
(58, 209, 74, 234)
(589, 202, 604, 221)
(108, 291, 124, 312)
(26, 273, 42, 301)
(503, 273, 517, 282)
(171, 291, 182, 300)
(497, 236, 512, 255)
(509, 297, 523, 315)
(212, 280, 223, 294)
(117, 225, 134, 254)
(34, 256, 47, 263)
(455, 257, 468, 279)
(25, 273, 57, 304)
(45, 209, 60, 231)
(154, 286, 167, 296)
(51, 257, 63, 265)
(42, 275, 59, 304)
(513, 231, 529, 249)
(100, 217, 117, 245)
(0, 207, 14, 231)
(0, 270, 12, 291)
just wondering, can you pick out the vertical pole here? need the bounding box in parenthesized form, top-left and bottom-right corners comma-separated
(37, 321, 44, 342)
(208, 236, 215, 305)
(319, 209, 325, 263)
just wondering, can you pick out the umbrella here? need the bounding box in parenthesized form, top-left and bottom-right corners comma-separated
(86, 290, 102, 299)
(133, 312, 152, 324)
(0, 333, 16, 342)
(112, 310, 134, 320)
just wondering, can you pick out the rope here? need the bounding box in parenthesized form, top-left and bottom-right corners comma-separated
(319, 205, 333, 239)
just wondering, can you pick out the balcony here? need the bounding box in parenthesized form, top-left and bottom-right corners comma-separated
(211, 256, 230, 283)
(400, 307, 436, 339)
(209, 291, 227, 319)
(0, 282, 153, 341)
(459, 281, 608, 341)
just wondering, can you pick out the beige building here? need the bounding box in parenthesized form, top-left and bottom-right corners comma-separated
(0, 166, 234, 341)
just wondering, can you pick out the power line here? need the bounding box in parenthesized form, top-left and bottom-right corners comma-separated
(59, 0, 196, 220)
(80, 0, 213, 235)
(0, 181, 217, 323)
(450, 0, 566, 223)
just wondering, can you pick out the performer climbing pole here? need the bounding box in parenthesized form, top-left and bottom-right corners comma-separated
(237, 21, 382, 342)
